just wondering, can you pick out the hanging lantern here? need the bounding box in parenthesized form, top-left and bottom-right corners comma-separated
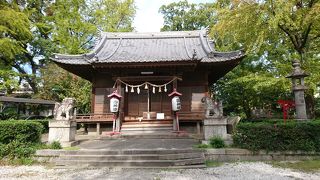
(131, 86, 134, 93)
(125, 85, 128, 92)
(144, 83, 148, 89)
(137, 86, 140, 94)
(159, 86, 162, 92)
(164, 85, 167, 92)
(152, 86, 155, 93)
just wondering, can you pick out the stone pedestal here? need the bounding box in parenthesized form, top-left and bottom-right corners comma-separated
(48, 120, 77, 147)
(203, 118, 227, 140)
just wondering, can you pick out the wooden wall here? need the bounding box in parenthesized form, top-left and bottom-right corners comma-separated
(91, 70, 208, 115)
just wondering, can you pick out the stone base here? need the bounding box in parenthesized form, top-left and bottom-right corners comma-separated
(48, 120, 77, 144)
(203, 118, 227, 140)
(59, 141, 79, 148)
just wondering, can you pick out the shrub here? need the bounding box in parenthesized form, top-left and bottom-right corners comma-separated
(233, 120, 320, 152)
(0, 141, 36, 160)
(209, 136, 225, 148)
(196, 144, 209, 149)
(0, 120, 43, 144)
(29, 120, 49, 133)
(48, 141, 62, 149)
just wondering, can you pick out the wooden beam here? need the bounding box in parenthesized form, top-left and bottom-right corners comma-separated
(112, 76, 182, 82)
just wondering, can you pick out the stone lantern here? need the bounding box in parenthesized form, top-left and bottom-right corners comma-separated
(286, 60, 309, 120)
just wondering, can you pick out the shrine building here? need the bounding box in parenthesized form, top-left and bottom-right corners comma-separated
(51, 29, 245, 136)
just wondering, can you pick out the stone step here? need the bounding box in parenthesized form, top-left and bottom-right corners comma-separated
(99, 132, 191, 139)
(121, 127, 172, 131)
(58, 153, 203, 161)
(58, 149, 201, 155)
(124, 119, 173, 123)
(55, 157, 205, 167)
(123, 120, 173, 124)
(121, 123, 172, 128)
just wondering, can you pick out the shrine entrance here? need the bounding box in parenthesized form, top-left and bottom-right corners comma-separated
(126, 88, 172, 120)
(120, 76, 176, 122)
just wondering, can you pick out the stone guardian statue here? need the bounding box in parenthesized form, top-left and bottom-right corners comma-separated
(54, 98, 75, 120)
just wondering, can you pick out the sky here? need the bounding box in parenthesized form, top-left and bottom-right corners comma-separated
(133, 0, 213, 32)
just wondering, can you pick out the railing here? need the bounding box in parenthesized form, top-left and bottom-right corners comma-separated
(178, 111, 205, 121)
(75, 113, 115, 123)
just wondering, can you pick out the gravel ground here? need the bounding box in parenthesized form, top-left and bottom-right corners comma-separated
(1, 162, 320, 180)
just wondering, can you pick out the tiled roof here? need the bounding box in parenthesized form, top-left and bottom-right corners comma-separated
(51, 29, 245, 65)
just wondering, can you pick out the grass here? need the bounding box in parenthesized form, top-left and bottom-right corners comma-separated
(270, 160, 320, 172)
(194, 143, 229, 149)
(194, 144, 210, 149)
(205, 160, 223, 167)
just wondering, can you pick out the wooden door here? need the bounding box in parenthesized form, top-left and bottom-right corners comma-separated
(127, 89, 148, 117)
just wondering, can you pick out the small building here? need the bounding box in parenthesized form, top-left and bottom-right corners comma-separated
(0, 96, 56, 119)
(51, 30, 245, 135)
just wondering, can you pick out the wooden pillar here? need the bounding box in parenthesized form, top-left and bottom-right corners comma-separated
(116, 80, 122, 132)
(172, 78, 178, 131)
(96, 123, 100, 135)
(91, 87, 95, 113)
(197, 122, 201, 135)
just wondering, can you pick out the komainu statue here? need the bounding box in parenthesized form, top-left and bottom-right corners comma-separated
(54, 98, 75, 120)
(201, 97, 223, 118)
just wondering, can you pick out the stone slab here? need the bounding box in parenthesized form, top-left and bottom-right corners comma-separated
(203, 118, 227, 140)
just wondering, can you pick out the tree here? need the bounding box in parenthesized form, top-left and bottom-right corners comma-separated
(212, 0, 320, 62)
(0, 2, 32, 93)
(212, 0, 320, 118)
(1, 0, 55, 94)
(1, 0, 136, 95)
(159, 0, 320, 118)
(159, 0, 215, 31)
(38, 63, 92, 113)
(37, 0, 135, 112)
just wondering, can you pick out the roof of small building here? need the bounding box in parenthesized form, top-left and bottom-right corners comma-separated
(51, 29, 245, 65)
(0, 96, 56, 105)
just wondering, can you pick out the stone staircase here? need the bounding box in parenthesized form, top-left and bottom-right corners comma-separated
(37, 149, 206, 168)
(121, 120, 173, 133)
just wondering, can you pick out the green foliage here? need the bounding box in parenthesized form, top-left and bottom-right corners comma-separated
(205, 160, 223, 167)
(212, 0, 320, 60)
(159, 0, 215, 31)
(271, 160, 320, 172)
(0, 120, 43, 144)
(233, 120, 320, 152)
(211, 0, 320, 118)
(39, 63, 91, 113)
(48, 141, 62, 149)
(0, 4, 32, 59)
(195, 143, 210, 149)
(214, 60, 292, 119)
(0, 141, 36, 160)
(29, 120, 49, 133)
(209, 136, 225, 148)
(1, 0, 136, 95)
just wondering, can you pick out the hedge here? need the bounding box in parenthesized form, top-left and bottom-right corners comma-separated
(233, 120, 320, 152)
(29, 120, 49, 133)
(0, 120, 43, 144)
